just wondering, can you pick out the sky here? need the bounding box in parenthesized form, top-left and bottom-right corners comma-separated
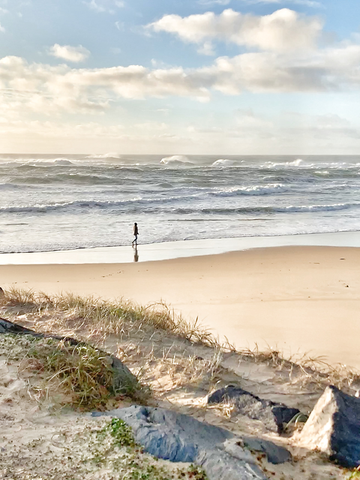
(0, 0, 360, 154)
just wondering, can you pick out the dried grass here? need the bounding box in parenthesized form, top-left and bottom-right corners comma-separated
(0, 334, 142, 411)
(1, 288, 219, 348)
(2, 287, 360, 394)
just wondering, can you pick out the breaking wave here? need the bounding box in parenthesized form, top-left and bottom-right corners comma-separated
(160, 155, 194, 166)
(211, 184, 286, 197)
(211, 159, 235, 167)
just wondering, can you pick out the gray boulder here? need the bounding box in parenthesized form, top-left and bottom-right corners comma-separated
(299, 385, 360, 468)
(242, 437, 292, 465)
(208, 385, 300, 434)
(94, 405, 292, 479)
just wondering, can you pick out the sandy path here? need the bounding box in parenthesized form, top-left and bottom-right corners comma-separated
(2, 246, 360, 368)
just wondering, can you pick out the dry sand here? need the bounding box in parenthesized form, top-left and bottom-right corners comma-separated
(2, 245, 360, 370)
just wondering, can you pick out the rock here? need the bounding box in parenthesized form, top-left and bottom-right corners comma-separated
(299, 385, 360, 468)
(110, 356, 139, 394)
(242, 437, 292, 465)
(208, 385, 300, 434)
(0, 317, 39, 335)
(0, 317, 75, 340)
(94, 405, 292, 479)
(0, 317, 138, 395)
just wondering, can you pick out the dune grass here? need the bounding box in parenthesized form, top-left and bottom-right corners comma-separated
(0, 333, 143, 411)
(2, 286, 360, 394)
(1, 286, 219, 347)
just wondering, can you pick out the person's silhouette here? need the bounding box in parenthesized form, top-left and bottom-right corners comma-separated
(132, 222, 139, 247)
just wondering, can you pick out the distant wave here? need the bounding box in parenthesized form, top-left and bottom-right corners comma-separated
(211, 184, 286, 197)
(259, 159, 360, 171)
(211, 159, 235, 167)
(0, 194, 196, 214)
(279, 203, 357, 213)
(160, 155, 193, 166)
(172, 202, 360, 215)
(23, 158, 74, 166)
(13, 173, 134, 185)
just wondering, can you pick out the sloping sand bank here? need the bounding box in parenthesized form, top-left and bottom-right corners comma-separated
(2, 245, 360, 369)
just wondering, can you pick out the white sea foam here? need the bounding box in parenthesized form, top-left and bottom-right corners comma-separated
(278, 202, 360, 213)
(24, 158, 74, 166)
(212, 184, 286, 197)
(160, 155, 192, 165)
(211, 159, 235, 167)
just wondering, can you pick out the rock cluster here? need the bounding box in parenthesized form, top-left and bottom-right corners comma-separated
(94, 405, 291, 480)
(208, 385, 300, 433)
(4, 318, 360, 477)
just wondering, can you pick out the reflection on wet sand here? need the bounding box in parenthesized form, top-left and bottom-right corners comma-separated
(133, 245, 139, 262)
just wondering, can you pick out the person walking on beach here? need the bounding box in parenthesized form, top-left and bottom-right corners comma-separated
(132, 222, 139, 247)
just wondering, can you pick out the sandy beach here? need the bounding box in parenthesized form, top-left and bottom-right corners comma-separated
(2, 241, 360, 370)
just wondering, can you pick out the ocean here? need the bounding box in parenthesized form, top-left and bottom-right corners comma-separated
(1, 153, 360, 254)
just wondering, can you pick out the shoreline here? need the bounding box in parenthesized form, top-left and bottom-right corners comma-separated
(1, 230, 360, 264)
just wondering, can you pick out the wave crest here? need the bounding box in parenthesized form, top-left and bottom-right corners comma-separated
(211, 159, 235, 167)
(212, 184, 286, 197)
(160, 155, 192, 165)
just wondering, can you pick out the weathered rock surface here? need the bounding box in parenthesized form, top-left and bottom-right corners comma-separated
(94, 405, 292, 479)
(208, 385, 300, 433)
(299, 385, 360, 468)
(0, 317, 137, 395)
(242, 436, 292, 465)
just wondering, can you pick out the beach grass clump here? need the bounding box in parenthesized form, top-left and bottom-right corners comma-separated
(0, 333, 141, 410)
(2, 287, 360, 395)
(0, 287, 219, 347)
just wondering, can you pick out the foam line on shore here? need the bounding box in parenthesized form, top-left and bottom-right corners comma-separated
(1, 231, 360, 265)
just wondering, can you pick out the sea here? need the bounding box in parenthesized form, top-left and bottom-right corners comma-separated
(1, 153, 360, 254)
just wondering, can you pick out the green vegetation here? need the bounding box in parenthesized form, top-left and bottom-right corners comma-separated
(85, 418, 208, 480)
(79, 418, 208, 480)
(100, 418, 137, 448)
(0, 333, 142, 410)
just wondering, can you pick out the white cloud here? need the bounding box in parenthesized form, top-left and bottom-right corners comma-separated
(85, 0, 124, 14)
(49, 44, 90, 63)
(197, 42, 216, 56)
(149, 9, 323, 52)
(0, 23, 4, 32)
(1, 38, 360, 119)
